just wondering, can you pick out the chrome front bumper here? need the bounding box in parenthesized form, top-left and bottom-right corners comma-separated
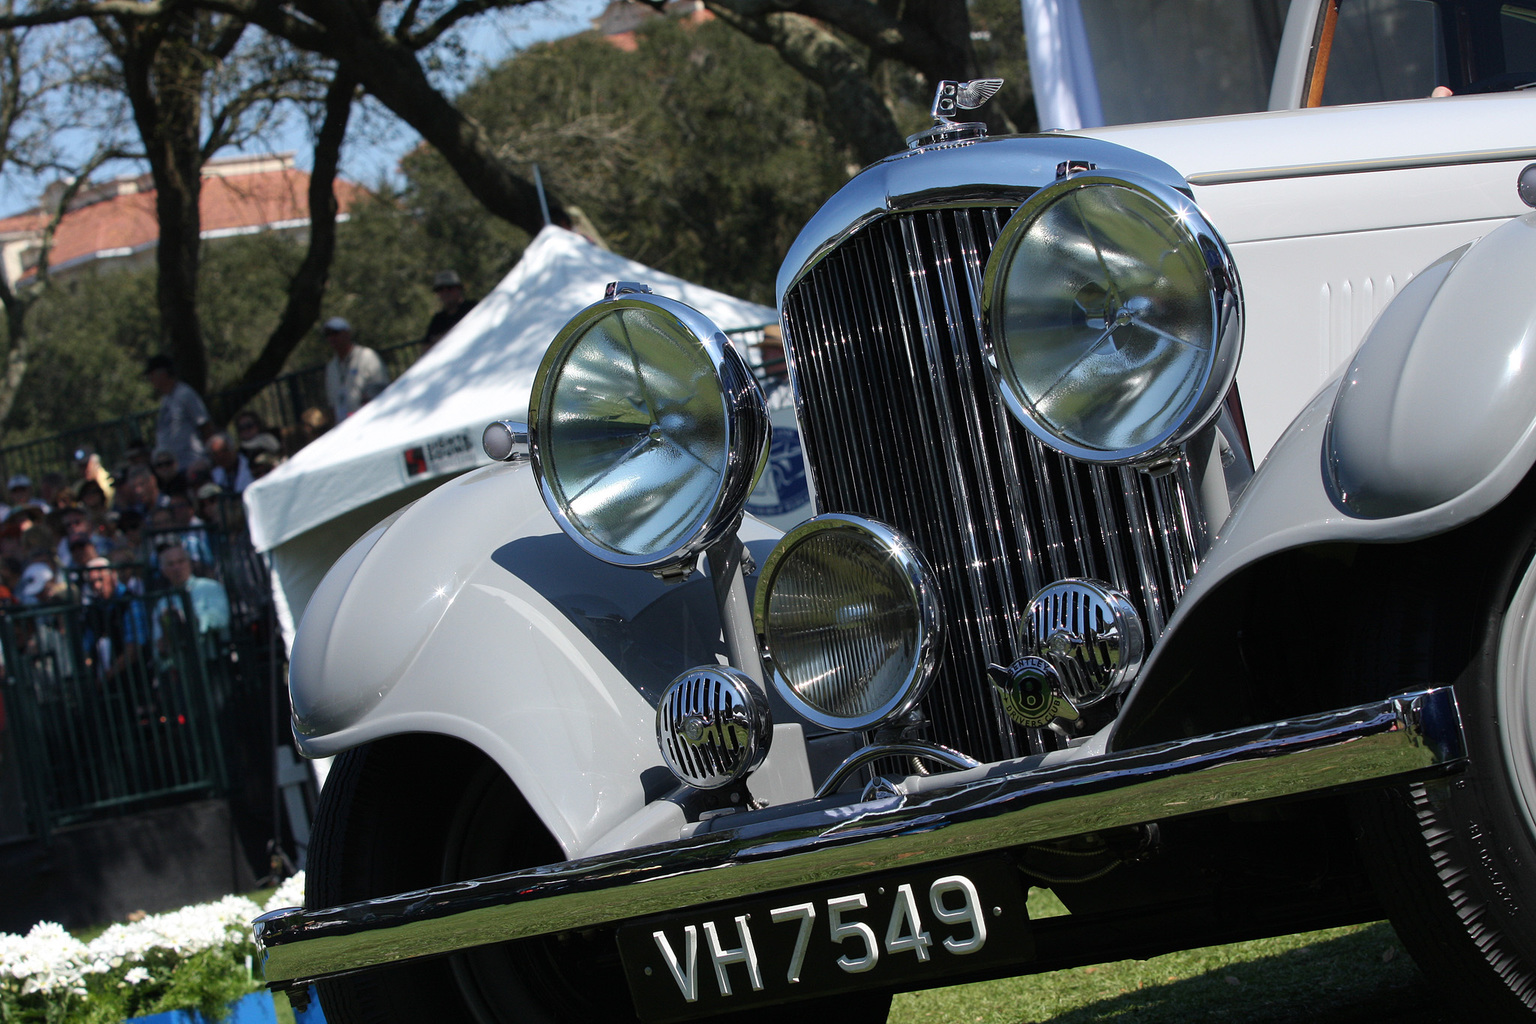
(255, 687, 1464, 989)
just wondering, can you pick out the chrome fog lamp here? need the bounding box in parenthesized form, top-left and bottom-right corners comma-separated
(982, 173, 1241, 465)
(754, 515, 942, 732)
(656, 667, 772, 790)
(1024, 578, 1144, 708)
(528, 288, 769, 571)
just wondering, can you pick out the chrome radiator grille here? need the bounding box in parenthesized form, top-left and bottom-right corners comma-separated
(781, 206, 1208, 763)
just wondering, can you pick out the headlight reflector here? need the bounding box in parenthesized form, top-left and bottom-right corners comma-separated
(754, 515, 942, 732)
(529, 293, 768, 570)
(982, 173, 1241, 464)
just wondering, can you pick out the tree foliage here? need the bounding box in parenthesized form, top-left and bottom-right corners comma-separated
(4, 178, 525, 440)
(0, 10, 126, 429)
(0, 0, 1038, 442)
(3, 264, 158, 440)
(426, 14, 858, 305)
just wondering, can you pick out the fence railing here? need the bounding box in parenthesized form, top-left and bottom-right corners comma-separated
(0, 496, 276, 842)
(139, 495, 273, 634)
(0, 590, 228, 837)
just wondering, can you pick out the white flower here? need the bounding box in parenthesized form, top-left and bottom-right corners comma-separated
(89, 895, 262, 964)
(263, 872, 306, 913)
(2, 892, 266, 1001)
(0, 922, 90, 995)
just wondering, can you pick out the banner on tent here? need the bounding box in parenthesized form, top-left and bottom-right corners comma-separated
(403, 431, 479, 478)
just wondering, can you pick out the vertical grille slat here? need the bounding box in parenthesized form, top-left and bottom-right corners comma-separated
(1028, 439, 1074, 582)
(782, 206, 1208, 761)
(885, 218, 1005, 758)
(954, 211, 1045, 605)
(855, 235, 930, 534)
(1119, 466, 1169, 637)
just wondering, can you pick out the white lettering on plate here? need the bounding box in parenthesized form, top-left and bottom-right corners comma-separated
(702, 915, 763, 996)
(828, 894, 879, 974)
(769, 902, 817, 984)
(653, 925, 699, 1003)
(884, 883, 934, 962)
(930, 875, 987, 954)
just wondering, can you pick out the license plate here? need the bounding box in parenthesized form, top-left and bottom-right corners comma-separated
(617, 858, 1032, 1022)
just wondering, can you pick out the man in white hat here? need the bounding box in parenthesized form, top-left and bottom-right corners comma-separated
(7, 474, 48, 517)
(17, 560, 54, 604)
(322, 316, 391, 422)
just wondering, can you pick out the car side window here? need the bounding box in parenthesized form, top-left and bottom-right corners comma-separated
(1502, 4, 1536, 81)
(1322, 0, 1449, 103)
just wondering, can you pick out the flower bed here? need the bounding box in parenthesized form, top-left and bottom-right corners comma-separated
(0, 874, 305, 1023)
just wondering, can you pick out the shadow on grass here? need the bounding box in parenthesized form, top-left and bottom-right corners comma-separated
(1037, 924, 1458, 1024)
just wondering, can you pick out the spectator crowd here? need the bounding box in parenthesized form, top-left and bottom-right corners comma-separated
(0, 359, 297, 620)
(0, 268, 475, 620)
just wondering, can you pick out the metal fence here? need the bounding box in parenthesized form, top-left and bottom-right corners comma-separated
(0, 590, 227, 836)
(140, 495, 274, 634)
(0, 496, 276, 842)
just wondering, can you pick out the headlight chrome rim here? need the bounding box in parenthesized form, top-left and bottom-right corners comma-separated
(528, 293, 769, 571)
(981, 171, 1242, 466)
(754, 514, 943, 733)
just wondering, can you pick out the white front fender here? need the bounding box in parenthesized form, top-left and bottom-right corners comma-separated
(1116, 213, 1536, 736)
(290, 461, 770, 857)
(1196, 211, 1536, 591)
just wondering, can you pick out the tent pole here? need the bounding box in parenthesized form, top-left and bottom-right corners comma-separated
(533, 165, 552, 227)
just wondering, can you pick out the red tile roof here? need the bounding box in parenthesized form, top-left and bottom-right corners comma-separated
(2, 165, 365, 274)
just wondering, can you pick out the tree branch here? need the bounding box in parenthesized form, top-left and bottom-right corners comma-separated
(708, 0, 976, 89)
(403, 0, 502, 49)
(191, 0, 329, 52)
(214, 67, 354, 419)
(0, 0, 172, 29)
(706, 4, 902, 166)
(207, 9, 245, 57)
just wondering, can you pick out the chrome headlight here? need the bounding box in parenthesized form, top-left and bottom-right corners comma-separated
(528, 290, 769, 571)
(982, 172, 1241, 465)
(754, 515, 942, 732)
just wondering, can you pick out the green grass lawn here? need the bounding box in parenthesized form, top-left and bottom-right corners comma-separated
(890, 891, 1458, 1024)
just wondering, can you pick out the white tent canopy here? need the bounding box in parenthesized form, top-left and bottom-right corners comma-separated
(244, 225, 777, 644)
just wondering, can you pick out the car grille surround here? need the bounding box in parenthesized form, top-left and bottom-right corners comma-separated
(780, 205, 1208, 764)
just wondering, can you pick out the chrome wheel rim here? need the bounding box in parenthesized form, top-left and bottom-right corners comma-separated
(1499, 557, 1536, 840)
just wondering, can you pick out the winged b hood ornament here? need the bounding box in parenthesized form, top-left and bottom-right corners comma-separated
(908, 78, 1005, 149)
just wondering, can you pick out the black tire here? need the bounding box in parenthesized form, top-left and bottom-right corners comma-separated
(1357, 541, 1536, 1021)
(307, 736, 634, 1024)
(307, 735, 893, 1024)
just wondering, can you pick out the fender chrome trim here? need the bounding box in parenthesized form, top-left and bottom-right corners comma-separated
(1185, 146, 1536, 186)
(255, 687, 1463, 989)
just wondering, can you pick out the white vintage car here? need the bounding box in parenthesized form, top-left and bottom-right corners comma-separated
(256, 0, 1536, 1020)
